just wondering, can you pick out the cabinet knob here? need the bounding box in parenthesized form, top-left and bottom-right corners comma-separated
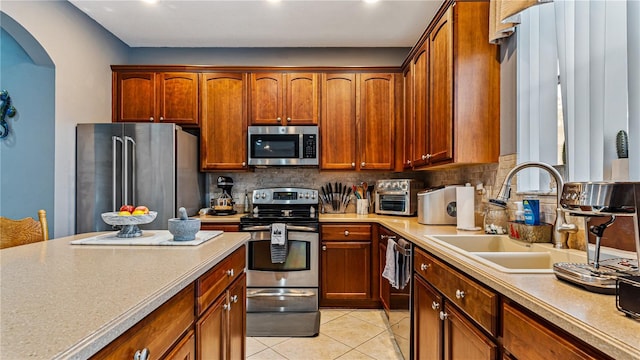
(322, 245, 327, 251)
(231, 295, 239, 303)
(134, 348, 150, 360)
(455, 289, 465, 299)
(431, 301, 440, 310)
(344, 230, 350, 236)
(227, 269, 234, 277)
(439, 311, 448, 321)
(361, 162, 366, 167)
(420, 263, 430, 271)
(406, 160, 411, 165)
(242, 161, 246, 167)
(287, 117, 291, 122)
(421, 154, 427, 160)
(159, 116, 164, 121)
(351, 162, 356, 168)
(223, 303, 230, 311)
(149, 117, 154, 122)
(427, 154, 432, 159)
(277, 117, 282, 122)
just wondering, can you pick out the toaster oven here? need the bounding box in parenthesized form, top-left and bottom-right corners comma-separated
(374, 179, 423, 216)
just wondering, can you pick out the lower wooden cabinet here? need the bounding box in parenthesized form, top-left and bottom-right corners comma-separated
(320, 224, 378, 307)
(164, 330, 195, 360)
(443, 303, 497, 360)
(413, 275, 443, 360)
(201, 223, 240, 232)
(502, 302, 611, 360)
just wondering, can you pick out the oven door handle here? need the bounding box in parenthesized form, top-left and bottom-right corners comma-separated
(241, 225, 272, 231)
(241, 225, 318, 232)
(247, 289, 316, 298)
(285, 225, 318, 232)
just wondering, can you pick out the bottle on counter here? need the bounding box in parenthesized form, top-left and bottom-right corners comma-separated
(244, 190, 250, 213)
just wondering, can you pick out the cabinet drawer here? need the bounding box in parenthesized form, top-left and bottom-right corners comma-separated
(91, 284, 195, 360)
(503, 302, 609, 360)
(414, 247, 497, 336)
(201, 224, 240, 232)
(196, 245, 246, 315)
(322, 224, 371, 241)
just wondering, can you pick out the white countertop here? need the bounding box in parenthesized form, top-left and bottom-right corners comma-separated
(0, 231, 248, 360)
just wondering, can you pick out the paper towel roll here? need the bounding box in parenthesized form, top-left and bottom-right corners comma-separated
(456, 186, 476, 230)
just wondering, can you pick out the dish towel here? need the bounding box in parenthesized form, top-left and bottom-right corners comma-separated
(396, 238, 411, 290)
(270, 223, 288, 263)
(382, 238, 398, 288)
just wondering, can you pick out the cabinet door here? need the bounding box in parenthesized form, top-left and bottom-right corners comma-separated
(358, 73, 395, 170)
(428, 8, 454, 165)
(413, 275, 443, 360)
(250, 73, 284, 125)
(228, 274, 246, 360)
(114, 72, 157, 123)
(321, 241, 372, 300)
(286, 73, 319, 125)
(165, 330, 195, 360)
(402, 66, 414, 170)
(443, 303, 497, 360)
(321, 73, 357, 170)
(196, 293, 226, 360)
(158, 72, 199, 125)
(412, 43, 430, 167)
(200, 73, 248, 170)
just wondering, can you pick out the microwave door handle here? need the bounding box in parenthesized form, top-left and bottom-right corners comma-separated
(124, 136, 136, 206)
(112, 136, 124, 212)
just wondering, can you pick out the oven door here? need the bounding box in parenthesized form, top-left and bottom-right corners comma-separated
(246, 230, 319, 288)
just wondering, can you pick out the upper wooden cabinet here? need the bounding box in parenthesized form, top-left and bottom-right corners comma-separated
(250, 72, 319, 125)
(113, 71, 199, 126)
(200, 73, 248, 171)
(359, 73, 396, 170)
(320, 73, 357, 170)
(404, 1, 500, 169)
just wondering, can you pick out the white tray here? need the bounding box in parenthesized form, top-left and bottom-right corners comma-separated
(70, 230, 223, 246)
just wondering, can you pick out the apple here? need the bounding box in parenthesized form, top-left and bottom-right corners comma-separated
(118, 210, 132, 216)
(119, 204, 135, 213)
(134, 205, 149, 214)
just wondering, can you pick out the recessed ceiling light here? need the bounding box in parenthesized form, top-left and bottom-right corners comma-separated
(363, 0, 379, 3)
(142, 0, 158, 4)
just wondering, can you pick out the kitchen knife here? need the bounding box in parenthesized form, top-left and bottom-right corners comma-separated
(321, 186, 328, 205)
(327, 183, 333, 210)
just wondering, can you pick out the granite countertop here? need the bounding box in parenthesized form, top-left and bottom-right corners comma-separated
(0, 231, 249, 360)
(206, 212, 639, 359)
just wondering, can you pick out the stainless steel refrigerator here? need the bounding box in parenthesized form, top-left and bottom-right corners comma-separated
(76, 123, 205, 233)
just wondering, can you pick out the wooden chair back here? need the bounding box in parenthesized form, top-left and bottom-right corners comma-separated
(0, 210, 49, 249)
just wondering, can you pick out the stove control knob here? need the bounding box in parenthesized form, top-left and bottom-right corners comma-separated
(401, 182, 408, 191)
(305, 193, 310, 199)
(254, 193, 260, 200)
(311, 193, 316, 200)
(261, 193, 267, 199)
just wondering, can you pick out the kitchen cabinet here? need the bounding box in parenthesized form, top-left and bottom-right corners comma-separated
(164, 330, 195, 360)
(196, 245, 246, 360)
(502, 301, 611, 360)
(320, 73, 357, 169)
(401, 66, 415, 170)
(250, 72, 319, 125)
(200, 73, 248, 171)
(320, 73, 396, 170)
(413, 246, 498, 360)
(403, 1, 499, 169)
(201, 223, 240, 232)
(90, 284, 195, 360)
(320, 224, 379, 307)
(378, 227, 410, 313)
(113, 71, 199, 126)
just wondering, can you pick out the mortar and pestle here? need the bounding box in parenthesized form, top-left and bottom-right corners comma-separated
(168, 207, 201, 241)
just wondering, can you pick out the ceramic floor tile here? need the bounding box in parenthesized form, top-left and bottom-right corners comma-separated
(390, 316, 411, 340)
(246, 337, 268, 357)
(252, 336, 290, 347)
(270, 334, 351, 360)
(246, 348, 288, 360)
(387, 310, 409, 327)
(320, 308, 352, 324)
(348, 309, 389, 329)
(321, 314, 386, 348)
(336, 349, 378, 360)
(355, 332, 404, 360)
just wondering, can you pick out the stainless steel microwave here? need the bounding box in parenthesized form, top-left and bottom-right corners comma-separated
(247, 126, 319, 166)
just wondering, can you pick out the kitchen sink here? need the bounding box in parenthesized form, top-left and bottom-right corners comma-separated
(425, 234, 617, 274)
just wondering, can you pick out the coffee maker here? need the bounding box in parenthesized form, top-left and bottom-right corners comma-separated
(554, 182, 640, 293)
(210, 176, 236, 215)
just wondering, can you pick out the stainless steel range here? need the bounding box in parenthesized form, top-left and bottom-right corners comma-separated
(240, 187, 321, 337)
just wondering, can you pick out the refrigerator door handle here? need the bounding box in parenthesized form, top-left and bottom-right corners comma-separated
(124, 136, 136, 206)
(112, 136, 124, 212)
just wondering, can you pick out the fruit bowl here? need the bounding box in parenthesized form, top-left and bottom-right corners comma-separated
(101, 211, 157, 238)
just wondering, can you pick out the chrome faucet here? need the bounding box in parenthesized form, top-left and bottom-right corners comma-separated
(492, 161, 578, 248)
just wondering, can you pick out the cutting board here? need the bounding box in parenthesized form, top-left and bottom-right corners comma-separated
(70, 230, 223, 246)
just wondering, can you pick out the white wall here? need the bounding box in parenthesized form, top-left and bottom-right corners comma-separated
(2, 1, 129, 236)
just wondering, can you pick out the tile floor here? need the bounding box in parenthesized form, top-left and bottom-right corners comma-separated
(246, 309, 407, 360)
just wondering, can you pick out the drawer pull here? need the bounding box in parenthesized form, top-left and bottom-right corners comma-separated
(223, 303, 230, 311)
(420, 263, 430, 271)
(431, 301, 440, 310)
(322, 245, 327, 251)
(227, 269, 234, 277)
(134, 348, 150, 360)
(344, 230, 350, 236)
(455, 289, 465, 299)
(439, 311, 448, 321)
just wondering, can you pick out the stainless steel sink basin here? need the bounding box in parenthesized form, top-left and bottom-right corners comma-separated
(426, 234, 590, 273)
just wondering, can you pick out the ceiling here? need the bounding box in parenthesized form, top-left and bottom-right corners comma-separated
(68, 0, 445, 48)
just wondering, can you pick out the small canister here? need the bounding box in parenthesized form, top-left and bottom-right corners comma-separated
(484, 202, 508, 234)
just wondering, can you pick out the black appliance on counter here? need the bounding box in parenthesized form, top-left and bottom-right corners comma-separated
(210, 176, 236, 216)
(240, 187, 320, 337)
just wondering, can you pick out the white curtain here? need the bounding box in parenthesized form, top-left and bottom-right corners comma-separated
(516, 3, 558, 190)
(555, 0, 633, 181)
